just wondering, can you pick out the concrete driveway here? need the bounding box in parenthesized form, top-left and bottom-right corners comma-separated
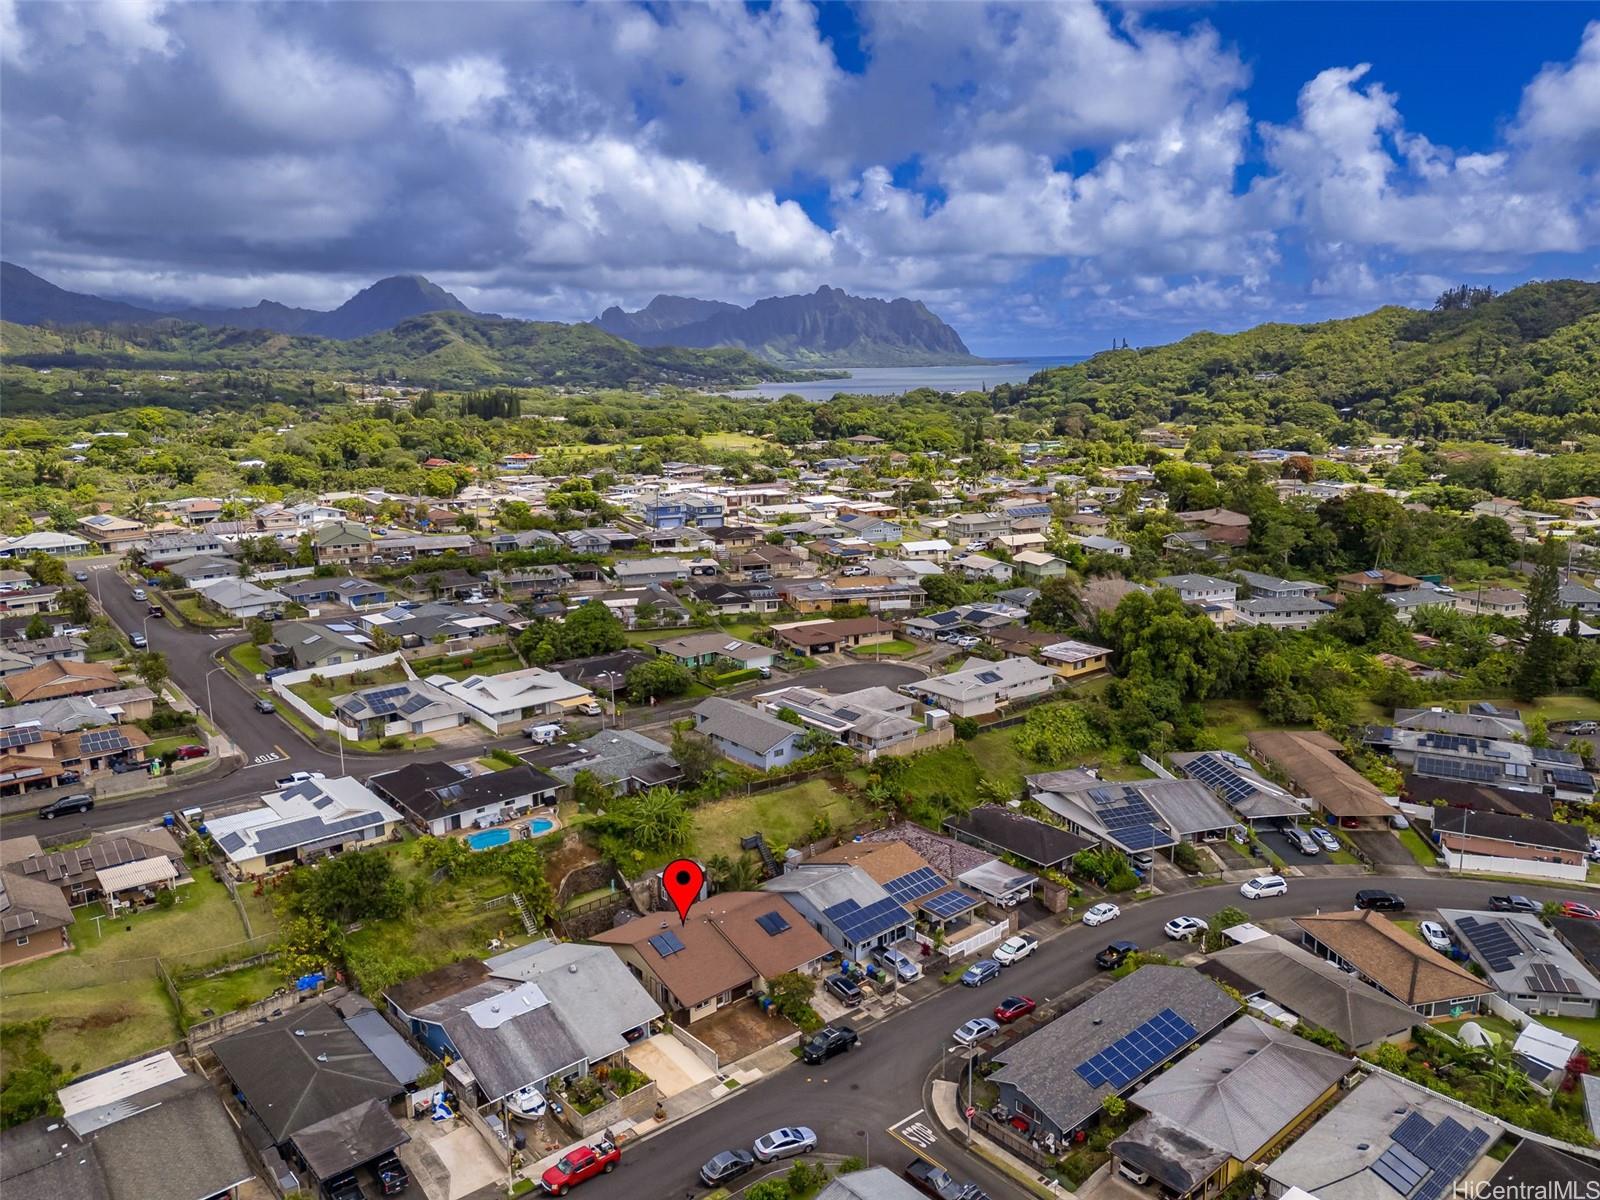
(626, 1033, 715, 1098)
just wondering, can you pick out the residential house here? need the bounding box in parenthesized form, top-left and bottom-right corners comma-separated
(1029, 773, 1235, 851)
(776, 579, 924, 613)
(1293, 908, 1495, 1017)
(652, 632, 776, 672)
(0, 585, 63, 616)
(267, 620, 372, 670)
(1437, 908, 1600, 1019)
(687, 580, 781, 616)
(897, 539, 952, 562)
(0, 635, 87, 672)
(1391, 704, 1527, 740)
(592, 892, 832, 1023)
(195, 577, 289, 619)
(1156, 574, 1239, 606)
(1110, 1017, 1351, 1200)
(1246, 730, 1397, 828)
(1072, 534, 1131, 558)
(639, 490, 725, 530)
(370, 761, 560, 836)
(943, 805, 1094, 871)
(990, 966, 1239, 1140)
(3, 660, 121, 704)
(772, 617, 898, 656)
(1454, 587, 1527, 619)
(612, 557, 694, 587)
(436, 668, 593, 732)
(0, 862, 74, 965)
(1198, 934, 1420, 1050)
(1552, 497, 1600, 522)
(908, 656, 1058, 718)
(1236, 571, 1327, 599)
(1167, 750, 1307, 828)
(1370, 727, 1594, 800)
(1400, 774, 1553, 820)
(276, 575, 389, 608)
(332, 680, 466, 739)
(1233, 595, 1334, 630)
(166, 555, 238, 587)
(0, 723, 151, 797)
(762, 863, 915, 961)
(1336, 568, 1423, 594)
(946, 512, 1010, 543)
(1559, 581, 1600, 615)
(807, 838, 993, 942)
(0, 530, 90, 558)
(77, 513, 147, 550)
(953, 553, 1013, 582)
(690, 697, 806, 770)
(206, 776, 403, 876)
(311, 521, 374, 565)
(1038, 640, 1113, 680)
(758, 684, 947, 761)
(141, 532, 230, 567)
(1264, 1072, 1498, 1200)
(1012, 550, 1068, 582)
(1431, 808, 1588, 883)
(361, 602, 502, 647)
(526, 729, 682, 796)
(0, 827, 185, 911)
(1383, 587, 1458, 623)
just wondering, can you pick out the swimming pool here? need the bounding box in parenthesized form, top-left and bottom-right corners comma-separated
(466, 828, 511, 851)
(529, 818, 554, 835)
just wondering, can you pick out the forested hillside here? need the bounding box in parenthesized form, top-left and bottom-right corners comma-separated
(998, 280, 1600, 443)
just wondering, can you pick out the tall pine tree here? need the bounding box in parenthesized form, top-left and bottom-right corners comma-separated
(1514, 538, 1562, 701)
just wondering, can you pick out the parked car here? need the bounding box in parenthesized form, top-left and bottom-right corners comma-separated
(802, 1024, 859, 1064)
(129, 632, 147, 648)
(1418, 921, 1452, 952)
(959, 960, 1002, 988)
(1489, 895, 1539, 913)
(1164, 915, 1209, 940)
(903, 1157, 991, 1200)
(326, 1175, 365, 1200)
(953, 1017, 1000, 1046)
(37, 793, 94, 820)
(994, 995, 1036, 1024)
(275, 770, 326, 788)
(540, 1138, 620, 1194)
(825, 974, 863, 1005)
(506, 1085, 547, 1119)
(132, 587, 148, 601)
(1311, 826, 1341, 852)
(841, 565, 870, 577)
(1561, 901, 1600, 920)
(1355, 889, 1405, 912)
(375, 1154, 409, 1196)
(1082, 902, 1121, 926)
(1286, 828, 1321, 856)
(1095, 940, 1139, 970)
(253, 697, 276, 714)
(1390, 814, 1411, 830)
(1240, 875, 1288, 900)
(955, 635, 981, 649)
(699, 1150, 756, 1188)
(576, 701, 602, 716)
(72, 570, 88, 582)
(752, 1127, 817, 1162)
(992, 933, 1039, 965)
(873, 945, 922, 982)
(173, 744, 208, 760)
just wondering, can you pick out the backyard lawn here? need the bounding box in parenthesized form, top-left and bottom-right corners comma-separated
(169, 593, 239, 629)
(175, 962, 288, 1027)
(1397, 826, 1440, 867)
(410, 646, 524, 681)
(691, 778, 868, 860)
(853, 639, 919, 657)
(288, 662, 410, 715)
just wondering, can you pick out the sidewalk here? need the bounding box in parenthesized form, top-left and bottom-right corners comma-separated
(929, 1080, 1073, 1199)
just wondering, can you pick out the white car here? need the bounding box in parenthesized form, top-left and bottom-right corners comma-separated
(1240, 875, 1288, 900)
(953, 1017, 1000, 1046)
(274, 770, 327, 788)
(1418, 921, 1452, 953)
(132, 587, 148, 601)
(1163, 916, 1209, 940)
(753, 1126, 817, 1162)
(992, 933, 1039, 966)
(1082, 903, 1121, 926)
(506, 1085, 547, 1120)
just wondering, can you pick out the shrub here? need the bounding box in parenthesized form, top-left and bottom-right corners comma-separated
(951, 716, 979, 740)
(746, 1182, 790, 1200)
(1013, 702, 1106, 765)
(379, 735, 405, 750)
(784, 1162, 829, 1195)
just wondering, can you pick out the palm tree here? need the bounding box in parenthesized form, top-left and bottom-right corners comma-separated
(1484, 1041, 1530, 1102)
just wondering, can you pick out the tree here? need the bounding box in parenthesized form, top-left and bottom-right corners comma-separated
(26, 552, 67, 586)
(23, 614, 48, 641)
(246, 616, 274, 645)
(280, 849, 406, 926)
(671, 729, 720, 787)
(775, 706, 804, 726)
(0, 1018, 71, 1129)
(1028, 576, 1083, 631)
(1515, 537, 1562, 701)
(595, 787, 693, 853)
(706, 853, 762, 892)
(625, 657, 692, 703)
(61, 586, 92, 625)
(131, 649, 168, 694)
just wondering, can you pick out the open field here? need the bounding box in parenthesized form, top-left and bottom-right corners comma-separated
(701, 432, 770, 452)
(288, 662, 410, 714)
(691, 778, 868, 860)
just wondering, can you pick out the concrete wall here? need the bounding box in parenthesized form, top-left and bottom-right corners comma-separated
(269, 650, 411, 738)
(1440, 847, 1586, 883)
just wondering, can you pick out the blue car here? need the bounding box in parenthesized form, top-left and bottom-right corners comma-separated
(960, 960, 1002, 988)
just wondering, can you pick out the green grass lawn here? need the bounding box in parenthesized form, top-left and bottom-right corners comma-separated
(1199, 697, 1387, 752)
(289, 662, 410, 715)
(1462, 695, 1600, 723)
(174, 962, 286, 1027)
(170, 594, 239, 629)
(1438, 1012, 1600, 1051)
(227, 642, 268, 675)
(691, 779, 868, 860)
(1397, 826, 1440, 867)
(410, 647, 524, 681)
(701, 432, 769, 452)
(146, 733, 200, 759)
(853, 639, 919, 657)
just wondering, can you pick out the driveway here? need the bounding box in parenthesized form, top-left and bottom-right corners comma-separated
(1350, 829, 1421, 867)
(626, 1033, 715, 1098)
(790, 662, 925, 693)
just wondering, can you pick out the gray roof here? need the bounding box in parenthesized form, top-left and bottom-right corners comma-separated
(692, 697, 803, 755)
(291, 1098, 408, 1180)
(273, 620, 368, 660)
(816, 1167, 926, 1200)
(342, 1003, 428, 1085)
(763, 862, 896, 917)
(429, 981, 587, 1101)
(542, 729, 680, 789)
(1111, 1113, 1232, 1195)
(1198, 935, 1419, 1049)
(1264, 1072, 1499, 1200)
(1392, 707, 1526, 740)
(1237, 595, 1334, 616)
(196, 577, 289, 608)
(0, 1117, 112, 1200)
(1583, 1073, 1600, 1142)
(943, 805, 1094, 868)
(212, 1002, 402, 1144)
(1135, 778, 1238, 836)
(1437, 909, 1600, 1002)
(1168, 750, 1306, 822)
(1156, 574, 1237, 591)
(484, 941, 662, 1062)
(990, 966, 1238, 1134)
(1123, 1015, 1350, 1159)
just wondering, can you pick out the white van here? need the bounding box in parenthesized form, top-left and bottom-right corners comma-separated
(1117, 1161, 1151, 1186)
(524, 723, 563, 745)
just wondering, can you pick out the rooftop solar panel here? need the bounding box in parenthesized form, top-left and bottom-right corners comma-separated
(0, 728, 44, 750)
(1391, 1112, 1433, 1155)
(1074, 1008, 1198, 1089)
(1414, 755, 1500, 783)
(921, 890, 981, 919)
(647, 930, 685, 957)
(755, 911, 790, 936)
(1549, 766, 1594, 787)
(1454, 916, 1518, 972)
(884, 866, 944, 905)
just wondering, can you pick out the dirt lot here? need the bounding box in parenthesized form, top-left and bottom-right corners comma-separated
(689, 1001, 798, 1065)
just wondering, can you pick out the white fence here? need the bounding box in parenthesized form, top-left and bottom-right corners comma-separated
(1440, 847, 1585, 883)
(268, 651, 413, 739)
(248, 566, 317, 583)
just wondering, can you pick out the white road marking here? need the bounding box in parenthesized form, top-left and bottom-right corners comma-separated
(248, 753, 285, 767)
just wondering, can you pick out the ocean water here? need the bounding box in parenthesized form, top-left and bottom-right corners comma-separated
(729, 357, 1086, 401)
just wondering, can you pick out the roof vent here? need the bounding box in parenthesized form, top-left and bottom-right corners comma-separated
(1357, 1143, 1370, 1152)
(293, 1029, 306, 1037)
(315, 1054, 329, 1063)
(569, 962, 579, 974)
(1091, 1018, 1103, 1026)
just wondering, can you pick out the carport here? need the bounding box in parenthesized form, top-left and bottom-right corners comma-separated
(292, 1098, 409, 1197)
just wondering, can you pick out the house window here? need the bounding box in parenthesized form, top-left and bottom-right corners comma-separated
(14, 935, 27, 947)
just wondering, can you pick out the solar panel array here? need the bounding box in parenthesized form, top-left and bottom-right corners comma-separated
(1074, 1008, 1198, 1089)
(921, 889, 981, 920)
(647, 930, 685, 958)
(1372, 1144, 1429, 1196)
(1184, 753, 1258, 804)
(78, 729, 131, 754)
(1086, 786, 1177, 852)
(1413, 755, 1499, 783)
(823, 897, 910, 944)
(755, 911, 790, 936)
(1531, 745, 1581, 766)
(0, 728, 44, 750)
(1549, 766, 1594, 788)
(352, 685, 414, 716)
(1454, 916, 1518, 972)
(1418, 734, 1493, 754)
(1528, 962, 1577, 995)
(1374, 1113, 1492, 1200)
(884, 867, 944, 906)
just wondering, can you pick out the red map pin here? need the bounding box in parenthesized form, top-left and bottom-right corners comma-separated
(663, 859, 705, 925)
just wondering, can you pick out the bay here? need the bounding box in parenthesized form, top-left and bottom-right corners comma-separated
(721, 356, 1087, 401)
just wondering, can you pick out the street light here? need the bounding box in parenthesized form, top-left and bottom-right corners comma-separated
(203, 665, 226, 732)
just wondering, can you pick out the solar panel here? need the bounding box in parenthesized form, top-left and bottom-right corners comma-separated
(1391, 1112, 1433, 1154)
(1372, 1144, 1429, 1195)
(884, 867, 944, 905)
(79, 729, 131, 754)
(1549, 766, 1594, 788)
(400, 694, 433, 715)
(921, 890, 981, 920)
(1414, 755, 1500, 783)
(1528, 963, 1577, 995)
(755, 911, 790, 936)
(824, 897, 910, 943)
(1074, 1008, 1199, 1089)
(1531, 746, 1581, 766)
(1185, 753, 1259, 804)
(1454, 916, 1518, 972)
(0, 728, 43, 750)
(647, 931, 685, 957)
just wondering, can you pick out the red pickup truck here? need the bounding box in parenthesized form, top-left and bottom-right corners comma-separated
(540, 1138, 619, 1195)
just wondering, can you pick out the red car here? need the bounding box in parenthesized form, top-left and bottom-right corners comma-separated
(1562, 901, 1600, 920)
(174, 744, 208, 760)
(994, 995, 1035, 1024)
(540, 1138, 619, 1195)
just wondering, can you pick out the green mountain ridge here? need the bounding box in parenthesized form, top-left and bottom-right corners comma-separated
(0, 309, 813, 390)
(1000, 279, 1600, 441)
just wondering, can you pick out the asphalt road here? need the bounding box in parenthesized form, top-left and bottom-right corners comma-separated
(575, 874, 1587, 1200)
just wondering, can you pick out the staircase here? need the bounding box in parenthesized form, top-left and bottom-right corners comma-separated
(743, 833, 780, 880)
(509, 892, 539, 936)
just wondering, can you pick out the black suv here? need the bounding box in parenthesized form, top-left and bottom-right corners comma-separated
(802, 1024, 859, 1064)
(1095, 940, 1138, 970)
(38, 793, 94, 820)
(825, 974, 863, 1005)
(904, 1157, 991, 1200)
(1354, 889, 1406, 912)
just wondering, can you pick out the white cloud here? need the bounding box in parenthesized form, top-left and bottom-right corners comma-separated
(410, 56, 508, 126)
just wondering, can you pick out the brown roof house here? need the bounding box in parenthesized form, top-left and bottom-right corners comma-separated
(1247, 729, 1395, 827)
(1294, 908, 1495, 1017)
(3, 659, 122, 704)
(0, 862, 74, 966)
(591, 892, 830, 1024)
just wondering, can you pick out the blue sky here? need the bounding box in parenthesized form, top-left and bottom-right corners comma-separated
(2, 1, 1596, 355)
